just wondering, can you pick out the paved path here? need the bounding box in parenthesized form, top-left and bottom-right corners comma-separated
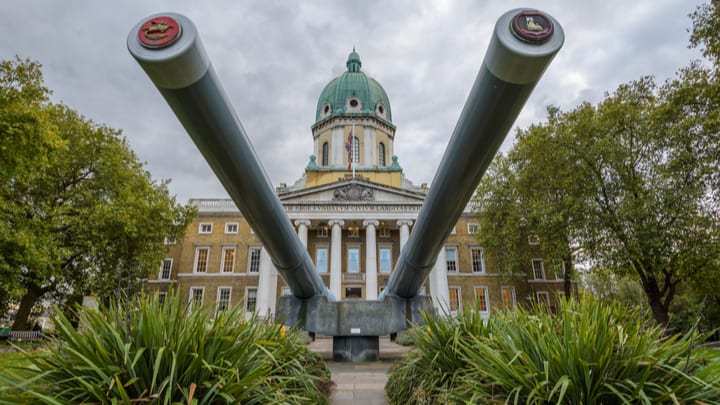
(307, 337, 413, 405)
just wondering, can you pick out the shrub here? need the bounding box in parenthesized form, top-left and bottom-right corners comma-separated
(0, 293, 332, 404)
(386, 297, 720, 404)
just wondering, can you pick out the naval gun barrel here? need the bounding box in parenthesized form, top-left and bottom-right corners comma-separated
(128, 14, 328, 299)
(384, 9, 564, 299)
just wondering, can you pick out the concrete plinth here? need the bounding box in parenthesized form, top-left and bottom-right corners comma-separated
(333, 336, 379, 362)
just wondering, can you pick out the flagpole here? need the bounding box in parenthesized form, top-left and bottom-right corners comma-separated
(352, 123, 356, 178)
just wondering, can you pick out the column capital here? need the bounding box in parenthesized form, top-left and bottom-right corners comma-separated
(363, 219, 379, 228)
(396, 219, 414, 227)
(294, 219, 311, 227)
(328, 219, 345, 227)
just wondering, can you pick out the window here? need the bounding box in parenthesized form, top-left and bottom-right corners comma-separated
(378, 227, 391, 238)
(379, 142, 386, 166)
(448, 287, 461, 312)
(528, 234, 541, 245)
(193, 247, 210, 273)
(347, 227, 359, 238)
(316, 247, 328, 273)
(225, 222, 238, 234)
(217, 287, 231, 312)
(322, 142, 329, 166)
(220, 246, 236, 273)
(158, 292, 167, 306)
(160, 258, 172, 280)
(198, 223, 213, 234)
(189, 287, 204, 310)
(379, 247, 392, 273)
(537, 291, 551, 307)
(163, 237, 176, 245)
(245, 288, 257, 312)
(532, 259, 545, 280)
(471, 247, 485, 273)
(281, 287, 292, 297)
(467, 223, 480, 234)
(317, 226, 329, 238)
(501, 287, 516, 309)
(345, 287, 362, 299)
(445, 248, 458, 272)
(248, 247, 261, 273)
(347, 247, 360, 273)
(474, 287, 489, 312)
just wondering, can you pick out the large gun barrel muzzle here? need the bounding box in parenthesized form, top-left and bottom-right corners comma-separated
(384, 9, 564, 299)
(127, 14, 328, 299)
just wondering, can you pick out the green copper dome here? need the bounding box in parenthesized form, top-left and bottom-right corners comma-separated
(314, 49, 393, 125)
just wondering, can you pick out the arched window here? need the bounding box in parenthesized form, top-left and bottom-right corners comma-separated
(378, 142, 386, 166)
(352, 137, 360, 165)
(322, 142, 329, 166)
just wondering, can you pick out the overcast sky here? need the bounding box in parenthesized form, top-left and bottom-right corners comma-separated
(1, 1, 705, 203)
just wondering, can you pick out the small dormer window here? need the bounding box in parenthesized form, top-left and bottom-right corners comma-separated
(346, 97, 361, 111)
(321, 103, 331, 118)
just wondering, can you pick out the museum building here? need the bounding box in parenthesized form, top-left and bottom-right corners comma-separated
(145, 50, 568, 318)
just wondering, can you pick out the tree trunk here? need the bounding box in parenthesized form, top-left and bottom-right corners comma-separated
(11, 283, 43, 331)
(642, 276, 670, 327)
(563, 254, 573, 300)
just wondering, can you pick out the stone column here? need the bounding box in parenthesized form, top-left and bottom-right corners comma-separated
(363, 220, 379, 300)
(294, 219, 311, 247)
(429, 246, 451, 315)
(256, 247, 277, 319)
(397, 220, 413, 250)
(328, 220, 344, 299)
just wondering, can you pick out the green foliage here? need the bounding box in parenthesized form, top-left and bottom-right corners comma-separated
(0, 293, 332, 404)
(386, 298, 720, 404)
(0, 58, 195, 330)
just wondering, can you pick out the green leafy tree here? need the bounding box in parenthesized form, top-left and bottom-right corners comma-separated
(0, 58, 195, 331)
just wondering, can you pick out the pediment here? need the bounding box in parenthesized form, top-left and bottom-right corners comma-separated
(279, 178, 426, 205)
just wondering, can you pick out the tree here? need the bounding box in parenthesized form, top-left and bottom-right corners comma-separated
(0, 58, 195, 330)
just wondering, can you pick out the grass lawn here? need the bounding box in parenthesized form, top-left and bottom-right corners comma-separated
(0, 344, 45, 398)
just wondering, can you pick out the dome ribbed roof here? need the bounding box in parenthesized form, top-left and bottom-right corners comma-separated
(314, 49, 392, 124)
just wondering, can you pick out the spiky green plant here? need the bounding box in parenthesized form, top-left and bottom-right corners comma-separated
(386, 297, 720, 404)
(1, 293, 331, 404)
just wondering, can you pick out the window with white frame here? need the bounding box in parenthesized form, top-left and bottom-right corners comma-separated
(501, 286, 516, 309)
(537, 291, 551, 307)
(189, 287, 204, 310)
(160, 258, 172, 280)
(528, 234, 541, 245)
(379, 142, 386, 166)
(198, 223, 213, 234)
(532, 259, 545, 280)
(220, 246, 236, 273)
(316, 226, 329, 238)
(448, 287, 461, 312)
(193, 247, 210, 273)
(163, 237, 176, 245)
(217, 287, 231, 312)
(248, 247, 261, 273)
(551, 260, 565, 280)
(379, 246, 392, 273)
(246, 287, 257, 312)
(470, 247, 485, 273)
(378, 226, 391, 238)
(445, 247, 458, 272)
(281, 287, 292, 297)
(225, 222, 239, 234)
(467, 223, 480, 234)
(347, 247, 360, 273)
(315, 247, 328, 273)
(474, 286, 489, 312)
